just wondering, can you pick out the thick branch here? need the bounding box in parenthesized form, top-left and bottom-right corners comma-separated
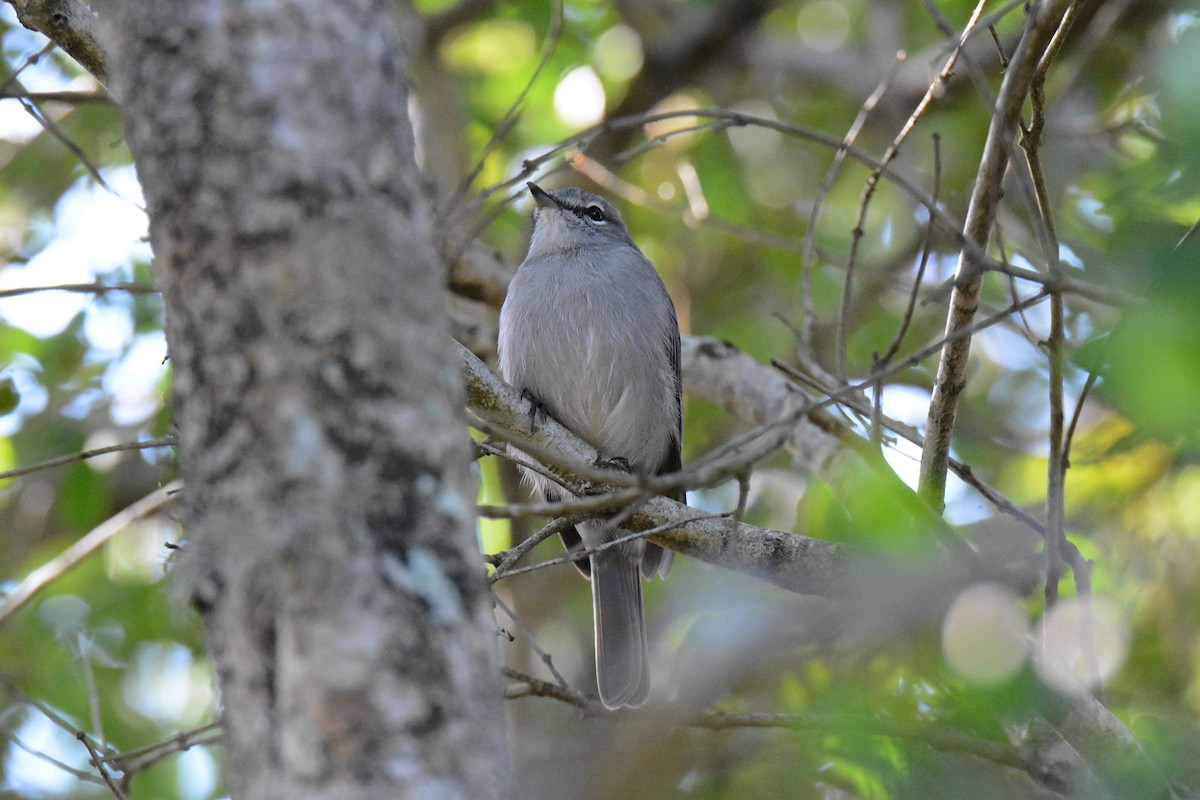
(6, 0, 107, 85)
(918, 0, 1076, 510)
(459, 339, 858, 595)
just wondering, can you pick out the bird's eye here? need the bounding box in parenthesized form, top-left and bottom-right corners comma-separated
(585, 206, 606, 222)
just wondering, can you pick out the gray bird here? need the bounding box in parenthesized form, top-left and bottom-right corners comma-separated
(498, 183, 683, 709)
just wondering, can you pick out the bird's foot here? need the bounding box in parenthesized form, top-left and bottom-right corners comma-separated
(594, 454, 633, 473)
(520, 389, 547, 434)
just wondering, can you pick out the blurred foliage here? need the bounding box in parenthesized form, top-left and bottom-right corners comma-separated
(0, 0, 1197, 799)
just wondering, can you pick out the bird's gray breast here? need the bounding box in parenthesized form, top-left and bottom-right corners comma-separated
(499, 248, 677, 473)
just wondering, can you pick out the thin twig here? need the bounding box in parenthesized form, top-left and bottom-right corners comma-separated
(1061, 372, 1098, 468)
(1, 730, 104, 783)
(0, 481, 184, 626)
(0, 673, 83, 736)
(448, 0, 563, 209)
(501, 666, 596, 712)
(491, 511, 725, 584)
(77, 732, 127, 800)
(0, 282, 158, 299)
(0, 437, 175, 482)
(0, 89, 114, 104)
(918, 0, 1076, 512)
(803, 53, 905, 358)
(493, 593, 572, 690)
(1019, 2, 1082, 613)
(0, 43, 55, 97)
(489, 497, 651, 583)
(18, 94, 121, 202)
(837, 0, 990, 383)
(486, 516, 579, 572)
(103, 722, 222, 774)
(877, 132, 943, 367)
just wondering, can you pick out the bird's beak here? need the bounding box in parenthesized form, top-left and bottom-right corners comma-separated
(528, 182, 558, 210)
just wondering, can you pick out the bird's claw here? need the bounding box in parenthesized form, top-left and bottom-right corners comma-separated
(594, 454, 633, 473)
(520, 389, 547, 434)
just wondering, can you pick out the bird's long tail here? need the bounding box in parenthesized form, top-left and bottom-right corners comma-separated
(591, 546, 649, 709)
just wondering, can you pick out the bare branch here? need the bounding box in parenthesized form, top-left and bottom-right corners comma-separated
(918, 0, 1077, 511)
(0, 282, 157, 299)
(102, 722, 222, 774)
(7, 0, 108, 84)
(501, 666, 597, 712)
(0, 481, 183, 626)
(0, 437, 175, 482)
(77, 732, 127, 800)
(0, 88, 113, 104)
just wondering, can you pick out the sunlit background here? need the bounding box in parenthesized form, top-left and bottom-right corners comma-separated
(0, 0, 1198, 798)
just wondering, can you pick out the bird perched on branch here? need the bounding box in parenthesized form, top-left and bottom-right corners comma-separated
(498, 182, 683, 709)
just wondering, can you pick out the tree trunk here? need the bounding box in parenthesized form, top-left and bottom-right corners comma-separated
(103, 1, 508, 797)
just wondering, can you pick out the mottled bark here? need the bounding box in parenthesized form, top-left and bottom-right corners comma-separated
(7, 0, 107, 84)
(102, 1, 507, 798)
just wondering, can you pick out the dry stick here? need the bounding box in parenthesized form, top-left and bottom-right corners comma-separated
(0, 671, 83, 735)
(953, 254, 1128, 307)
(0, 89, 114, 104)
(77, 732, 128, 800)
(0, 481, 183, 626)
(447, 0, 563, 212)
(501, 666, 595, 711)
(0, 42, 55, 97)
(490, 500, 667, 584)
(1022, 2, 1112, 703)
(486, 516, 579, 573)
(102, 721, 222, 774)
(492, 593, 572, 690)
(17, 92, 120, 202)
(453, 108, 959, 241)
(2, 730, 105, 784)
(876, 132, 943, 367)
(923, 0, 1059, 263)
(918, 0, 1076, 512)
(801, 54, 905, 358)
(776, 291, 1054, 516)
(474, 432, 646, 520)
(0, 437, 175, 482)
(835, 0, 991, 384)
(987, 24, 1009, 69)
(492, 513, 728, 584)
(489, 488, 654, 582)
(0, 51, 122, 203)
(476, 478, 645, 521)
(1027, 114, 1066, 616)
(0, 282, 158, 299)
(1020, 0, 1084, 613)
(458, 105, 1130, 299)
(1062, 372, 1098, 465)
(993, 218, 1042, 344)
